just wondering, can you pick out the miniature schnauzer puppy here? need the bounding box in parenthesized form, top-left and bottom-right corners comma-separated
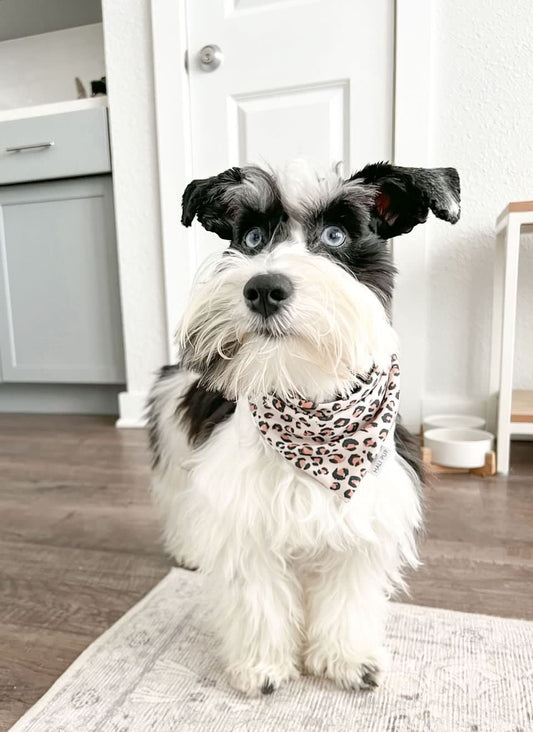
(148, 160, 460, 696)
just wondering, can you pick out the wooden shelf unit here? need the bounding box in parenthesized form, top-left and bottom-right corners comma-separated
(490, 202, 533, 472)
(511, 390, 533, 424)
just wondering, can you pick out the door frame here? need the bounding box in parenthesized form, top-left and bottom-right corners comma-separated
(151, 0, 432, 430)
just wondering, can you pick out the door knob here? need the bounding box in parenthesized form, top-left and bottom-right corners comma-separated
(198, 44, 223, 72)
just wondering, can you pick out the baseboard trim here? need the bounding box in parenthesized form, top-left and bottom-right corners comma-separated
(116, 390, 148, 428)
(0, 383, 122, 415)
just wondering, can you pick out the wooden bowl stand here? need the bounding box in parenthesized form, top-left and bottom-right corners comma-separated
(421, 446, 496, 478)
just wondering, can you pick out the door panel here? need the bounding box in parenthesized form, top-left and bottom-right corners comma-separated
(231, 0, 291, 11)
(230, 82, 348, 166)
(186, 0, 394, 261)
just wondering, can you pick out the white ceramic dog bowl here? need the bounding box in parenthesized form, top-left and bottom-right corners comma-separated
(423, 414, 486, 432)
(424, 428, 494, 469)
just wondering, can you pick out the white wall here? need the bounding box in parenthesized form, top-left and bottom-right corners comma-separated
(101, 0, 167, 426)
(425, 0, 533, 417)
(0, 0, 102, 43)
(0, 24, 105, 110)
(104, 0, 532, 425)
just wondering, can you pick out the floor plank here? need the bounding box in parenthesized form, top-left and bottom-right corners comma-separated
(0, 624, 94, 731)
(0, 415, 170, 730)
(0, 414, 531, 729)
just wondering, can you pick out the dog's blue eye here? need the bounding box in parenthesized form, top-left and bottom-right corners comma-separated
(244, 228, 263, 249)
(321, 225, 346, 248)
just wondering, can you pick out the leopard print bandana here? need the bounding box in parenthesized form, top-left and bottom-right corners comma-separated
(249, 355, 400, 500)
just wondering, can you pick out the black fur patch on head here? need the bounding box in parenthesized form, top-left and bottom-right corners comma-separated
(180, 161, 460, 343)
(294, 182, 397, 311)
(304, 194, 369, 249)
(177, 379, 236, 446)
(232, 204, 288, 256)
(323, 227, 396, 312)
(182, 167, 243, 239)
(182, 166, 283, 244)
(288, 162, 460, 310)
(352, 162, 461, 239)
(182, 161, 460, 247)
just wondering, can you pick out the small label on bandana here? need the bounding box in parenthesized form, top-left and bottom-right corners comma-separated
(249, 354, 400, 501)
(371, 445, 391, 476)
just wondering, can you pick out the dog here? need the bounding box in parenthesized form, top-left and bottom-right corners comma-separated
(147, 160, 460, 696)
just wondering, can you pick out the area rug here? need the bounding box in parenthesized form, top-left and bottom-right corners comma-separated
(11, 568, 533, 732)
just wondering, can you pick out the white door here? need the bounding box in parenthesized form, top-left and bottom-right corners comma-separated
(151, 0, 430, 430)
(186, 0, 394, 260)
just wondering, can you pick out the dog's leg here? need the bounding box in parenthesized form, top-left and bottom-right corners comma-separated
(303, 548, 389, 691)
(208, 555, 303, 696)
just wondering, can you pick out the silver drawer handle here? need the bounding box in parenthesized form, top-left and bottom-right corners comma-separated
(6, 141, 55, 153)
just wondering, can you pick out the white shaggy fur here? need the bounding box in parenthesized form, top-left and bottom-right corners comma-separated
(150, 226, 422, 695)
(151, 380, 421, 695)
(179, 240, 397, 403)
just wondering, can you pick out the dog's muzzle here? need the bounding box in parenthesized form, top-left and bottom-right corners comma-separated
(243, 273, 293, 318)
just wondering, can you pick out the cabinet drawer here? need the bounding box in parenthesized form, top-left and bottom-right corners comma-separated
(0, 107, 111, 185)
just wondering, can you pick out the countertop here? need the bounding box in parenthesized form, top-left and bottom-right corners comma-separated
(0, 97, 107, 123)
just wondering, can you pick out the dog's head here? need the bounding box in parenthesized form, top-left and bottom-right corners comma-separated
(178, 161, 460, 401)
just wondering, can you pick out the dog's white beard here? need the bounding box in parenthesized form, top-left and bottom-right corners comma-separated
(178, 241, 397, 402)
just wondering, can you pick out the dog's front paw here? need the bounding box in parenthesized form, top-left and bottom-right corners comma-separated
(172, 555, 198, 571)
(304, 647, 388, 692)
(228, 662, 299, 697)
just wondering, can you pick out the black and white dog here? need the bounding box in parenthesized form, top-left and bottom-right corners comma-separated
(148, 160, 460, 696)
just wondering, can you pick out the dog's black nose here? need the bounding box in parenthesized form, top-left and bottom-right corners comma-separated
(243, 273, 293, 318)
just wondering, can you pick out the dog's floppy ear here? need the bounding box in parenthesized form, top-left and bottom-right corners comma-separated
(181, 167, 244, 240)
(351, 162, 461, 239)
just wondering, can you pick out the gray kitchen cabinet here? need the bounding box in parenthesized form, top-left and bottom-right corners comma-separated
(0, 107, 111, 185)
(0, 175, 125, 383)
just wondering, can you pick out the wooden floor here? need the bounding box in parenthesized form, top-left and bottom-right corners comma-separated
(0, 415, 532, 730)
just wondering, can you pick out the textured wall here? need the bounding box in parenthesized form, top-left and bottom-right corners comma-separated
(101, 0, 167, 420)
(0, 24, 105, 110)
(425, 0, 533, 416)
(101, 0, 532, 422)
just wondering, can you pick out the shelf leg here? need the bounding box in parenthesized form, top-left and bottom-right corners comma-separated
(496, 219, 521, 474)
